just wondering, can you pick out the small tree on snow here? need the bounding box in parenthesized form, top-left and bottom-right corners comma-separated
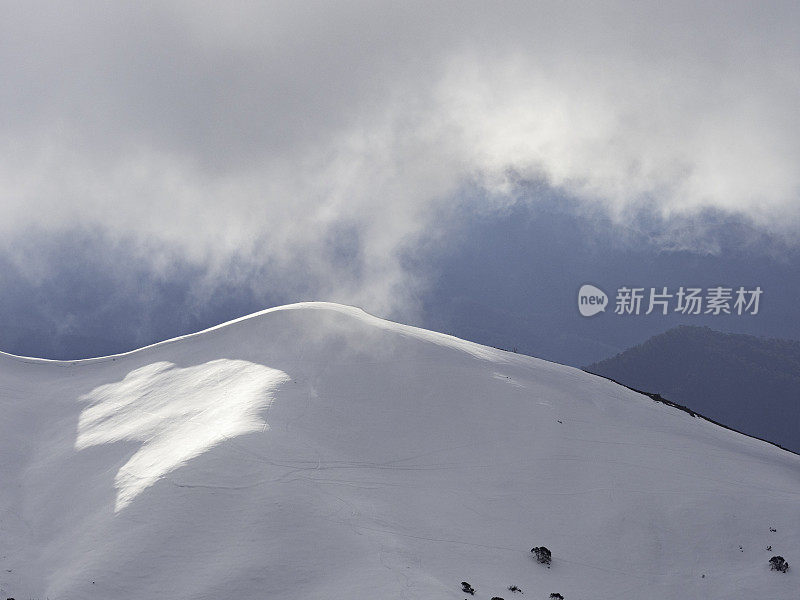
(531, 546, 552, 565)
(461, 581, 475, 595)
(769, 556, 789, 572)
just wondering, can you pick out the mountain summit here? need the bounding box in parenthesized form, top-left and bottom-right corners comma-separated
(0, 303, 796, 599)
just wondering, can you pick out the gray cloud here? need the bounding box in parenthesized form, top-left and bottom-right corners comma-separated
(1, 1, 798, 315)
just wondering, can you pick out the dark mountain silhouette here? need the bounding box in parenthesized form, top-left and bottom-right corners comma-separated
(587, 326, 800, 453)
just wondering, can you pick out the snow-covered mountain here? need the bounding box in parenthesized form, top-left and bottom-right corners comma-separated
(0, 302, 796, 599)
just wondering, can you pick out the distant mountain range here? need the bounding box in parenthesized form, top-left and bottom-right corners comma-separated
(587, 326, 800, 453)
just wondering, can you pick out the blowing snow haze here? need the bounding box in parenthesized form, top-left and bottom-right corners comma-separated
(1, 2, 799, 598)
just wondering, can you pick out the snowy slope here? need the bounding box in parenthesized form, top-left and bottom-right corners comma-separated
(0, 302, 797, 599)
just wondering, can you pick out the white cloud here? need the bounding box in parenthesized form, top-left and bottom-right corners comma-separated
(1, 2, 798, 314)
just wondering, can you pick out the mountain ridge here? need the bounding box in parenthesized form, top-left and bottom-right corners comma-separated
(0, 303, 797, 599)
(587, 325, 800, 453)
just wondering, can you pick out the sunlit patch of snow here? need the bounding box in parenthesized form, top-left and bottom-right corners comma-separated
(75, 359, 289, 511)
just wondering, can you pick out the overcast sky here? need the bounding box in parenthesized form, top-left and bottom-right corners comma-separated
(1, 2, 799, 359)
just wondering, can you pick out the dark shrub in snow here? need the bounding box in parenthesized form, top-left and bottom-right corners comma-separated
(769, 556, 789, 572)
(507, 584, 522, 593)
(550, 594, 564, 600)
(531, 546, 552, 565)
(461, 581, 475, 595)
